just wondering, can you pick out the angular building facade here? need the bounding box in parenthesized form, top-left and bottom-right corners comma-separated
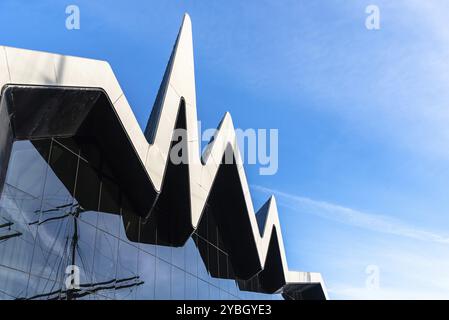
(0, 15, 327, 300)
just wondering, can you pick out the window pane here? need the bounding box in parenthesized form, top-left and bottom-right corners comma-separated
(115, 240, 138, 300)
(185, 273, 197, 300)
(0, 265, 29, 299)
(0, 197, 36, 273)
(92, 228, 118, 299)
(6, 140, 49, 198)
(99, 176, 120, 216)
(156, 230, 172, 263)
(76, 158, 100, 218)
(209, 284, 219, 300)
(119, 199, 139, 244)
(96, 211, 120, 238)
(27, 275, 62, 300)
(219, 289, 227, 300)
(184, 237, 198, 276)
(136, 250, 155, 300)
(31, 213, 72, 282)
(154, 258, 171, 299)
(198, 279, 209, 300)
(47, 140, 77, 196)
(171, 266, 185, 299)
(208, 243, 220, 288)
(194, 234, 209, 282)
(76, 219, 96, 285)
(171, 246, 185, 270)
(138, 218, 156, 255)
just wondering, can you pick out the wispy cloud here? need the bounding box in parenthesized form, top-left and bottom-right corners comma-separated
(253, 185, 449, 245)
(327, 248, 449, 299)
(328, 284, 449, 300)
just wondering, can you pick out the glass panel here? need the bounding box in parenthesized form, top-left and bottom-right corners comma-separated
(99, 176, 120, 216)
(198, 279, 209, 300)
(0, 265, 29, 299)
(46, 140, 77, 197)
(185, 273, 198, 300)
(76, 157, 100, 225)
(6, 140, 49, 196)
(92, 228, 118, 299)
(27, 274, 62, 300)
(95, 159, 121, 250)
(0, 138, 287, 300)
(156, 230, 172, 263)
(194, 234, 209, 282)
(31, 213, 72, 283)
(138, 220, 156, 256)
(209, 284, 220, 300)
(154, 258, 171, 299)
(172, 245, 184, 270)
(29, 139, 77, 285)
(0, 195, 36, 273)
(171, 265, 185, 299)
(75, 219, 96, 286)
(136, 250, 155, 300)
(139, 241, 156, 256)
(115, 240, 138, 300)
(229, 280, 239, 298)
(184, 237, 198, 277)
(208, 243, 220, 288)
(218, 251, 228, 286)
(118, 201, 139, 245)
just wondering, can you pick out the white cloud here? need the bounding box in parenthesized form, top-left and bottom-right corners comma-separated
(327, 248, 449, 299)
(253, 185, 449, 299)
(253, 185, 449, 245)
(329, 284, 448, 300)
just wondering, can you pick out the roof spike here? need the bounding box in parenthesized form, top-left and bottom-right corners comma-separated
(144, 12, 196, 143)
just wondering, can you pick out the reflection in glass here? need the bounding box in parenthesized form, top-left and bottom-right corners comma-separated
(171, 265, 185, 299)
(0, 138, 283, 300)
(137, 250, 155, 300)
(185, 273, 198, 300)
(155, 259, 171, 299)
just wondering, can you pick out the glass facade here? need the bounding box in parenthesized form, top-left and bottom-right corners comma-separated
(0, 138, 282, 300)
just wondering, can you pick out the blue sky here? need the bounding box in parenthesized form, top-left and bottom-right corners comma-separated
(1, 0, 449, 299)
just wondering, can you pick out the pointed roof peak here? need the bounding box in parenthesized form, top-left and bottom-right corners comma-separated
(183, 12, 191, 23)
(144, 14, 195, 142)
(180, 13, 192, 36)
